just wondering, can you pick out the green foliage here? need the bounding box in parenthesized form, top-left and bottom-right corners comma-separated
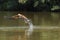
(0, 0, 60, 11)
(0, 0, 18, 11)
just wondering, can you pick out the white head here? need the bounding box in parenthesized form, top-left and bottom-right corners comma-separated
(18, 14, 22, 17)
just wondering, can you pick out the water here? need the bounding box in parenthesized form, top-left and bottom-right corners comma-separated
(0, 12, 60, 40)
(18, 14, 34, 40)
(25, 19, 33, 38)
(4, 13, 34, 40)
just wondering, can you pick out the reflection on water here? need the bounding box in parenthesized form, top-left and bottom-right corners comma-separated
(0, 12, 60, 40)
(0, 30, 60, 40)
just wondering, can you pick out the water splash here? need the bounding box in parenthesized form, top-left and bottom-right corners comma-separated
(25, 19, 33, 37)
(17, 14, 34, 40)
(18, 14, 34, 37)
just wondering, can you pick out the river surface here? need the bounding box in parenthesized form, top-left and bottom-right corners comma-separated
(0, 12, 60, 40)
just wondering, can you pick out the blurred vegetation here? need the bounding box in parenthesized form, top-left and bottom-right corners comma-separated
(0, 0, 60, 11)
